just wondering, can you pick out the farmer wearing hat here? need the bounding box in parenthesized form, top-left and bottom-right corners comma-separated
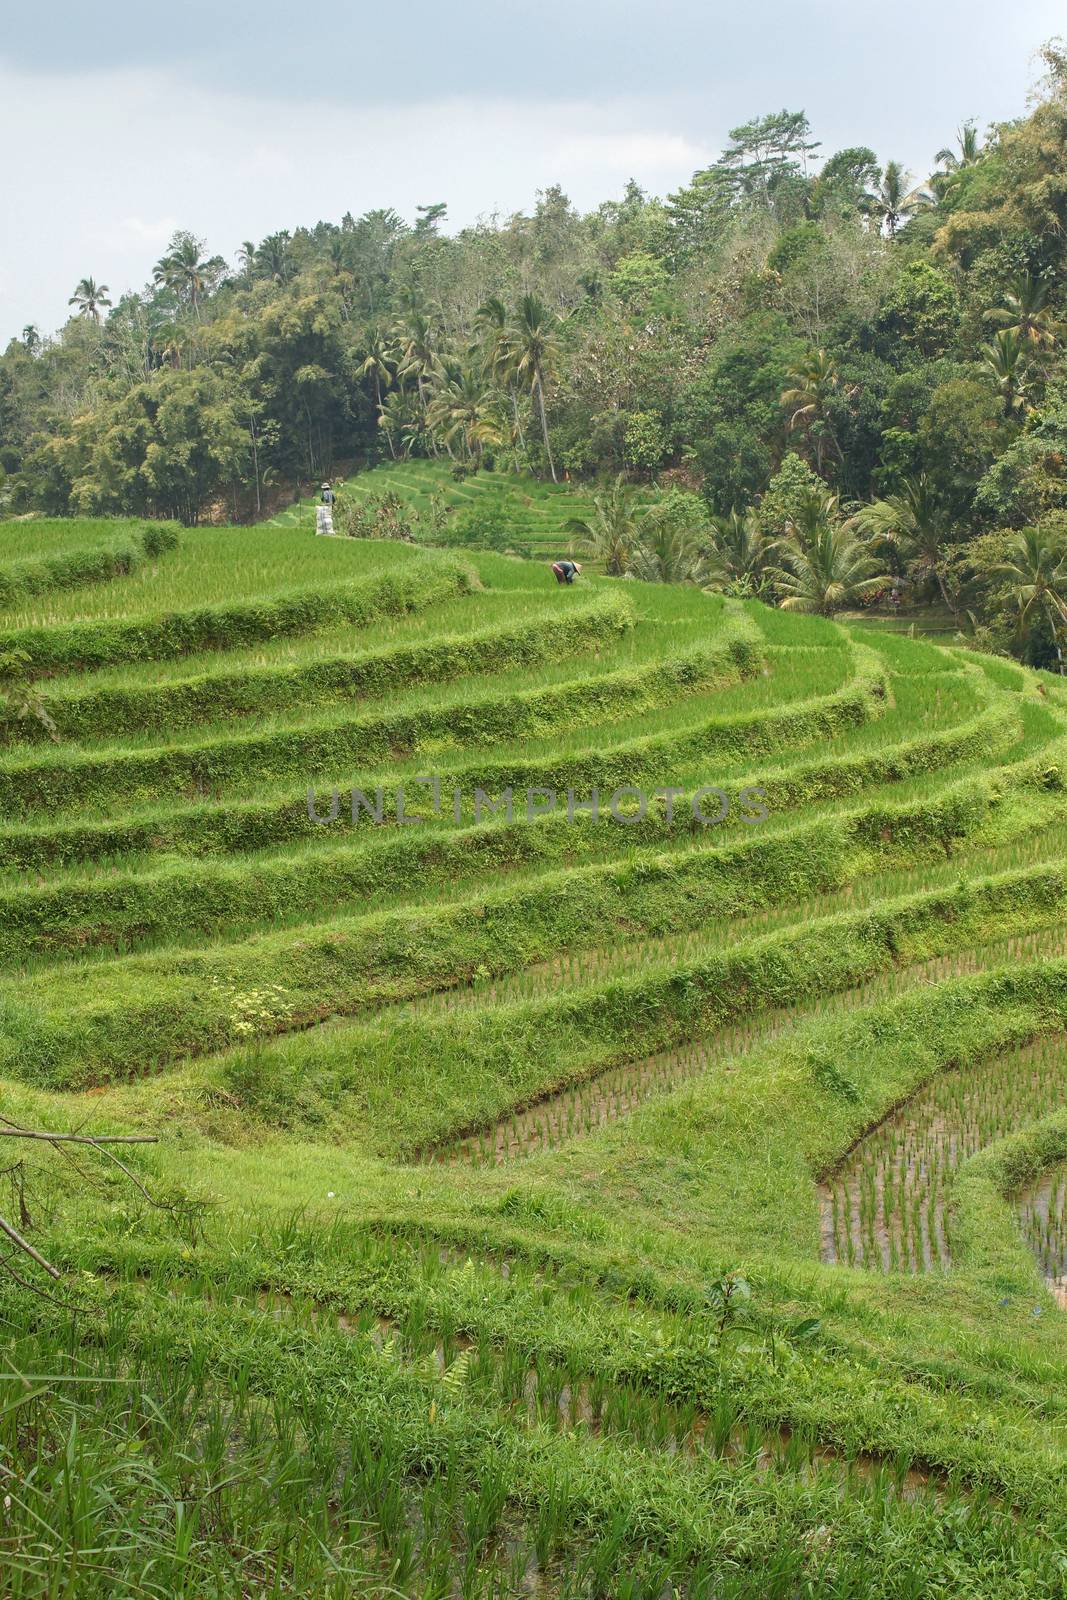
(551, 559, 582, 585)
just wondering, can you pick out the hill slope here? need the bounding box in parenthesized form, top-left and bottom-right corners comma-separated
(2, 517, 1067, 1596)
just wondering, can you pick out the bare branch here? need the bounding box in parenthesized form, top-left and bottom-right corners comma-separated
(0, 1213, 61, 1280)
(0, 1130, 158, 1145)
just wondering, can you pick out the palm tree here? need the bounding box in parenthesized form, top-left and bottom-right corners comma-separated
(357, 327, 396, 453)
(995, 527, 1067, 671)
(254, 232, 295, 285)
(21, 325, 40, 353)
(629, 520, 706, 584)
(565, 476, 641, 575)
(153, 234, 220, 320)
(773, 510, 891, 616)
(980, 329, 1034, 417)
(426, 369, 502, 463)
(475, 296, 527, 463)
(510, 294, 562, 483)
(849, 475, 957, 616)
(932, 124, 984, 202)
(983, 274, 1064, 350)
(392, 307, 445, 446)
(68, 278, 112, 322)
(865, 161, 932, 236)
(781, 349, 841, 477)
(237, 241, 257, 286)
(702, 509, 779, 597)
(378, 390, 422, 460)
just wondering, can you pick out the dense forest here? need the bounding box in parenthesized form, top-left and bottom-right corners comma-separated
(3, 43, 1067, 660)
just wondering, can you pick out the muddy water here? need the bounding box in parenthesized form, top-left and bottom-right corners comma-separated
(421, 929, 1067, 1169)
(1016, 1161, 1067, 1307)
(820, 1036, 1067, 1272)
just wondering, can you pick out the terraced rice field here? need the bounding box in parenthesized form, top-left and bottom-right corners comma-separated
(3, 514, 1067, 1597)
(324, 458, 611, 557)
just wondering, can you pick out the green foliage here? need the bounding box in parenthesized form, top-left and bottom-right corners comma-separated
(755, 452, 824, 537)
(623, 411, 668, 474)
(878, 262, 961, 358)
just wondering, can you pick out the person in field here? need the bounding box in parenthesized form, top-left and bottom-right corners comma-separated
(551, 559, 582, 585)
(320, 482, 335, 506)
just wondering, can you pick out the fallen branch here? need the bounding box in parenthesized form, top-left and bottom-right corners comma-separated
(0, 1213, 61, 1280)
(0, 1131, 157, 1146)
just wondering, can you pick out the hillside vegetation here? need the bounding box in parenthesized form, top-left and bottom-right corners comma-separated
(1, 519, 1067, 1595)
(5, 43, 1067, 664)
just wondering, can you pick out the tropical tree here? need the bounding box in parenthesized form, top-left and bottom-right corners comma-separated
(254, 232, 295, 285)
(865, 161, 932, 236)
(933, 124, 984, 199)
(983, 274, 1064, 349)
(356, 327, 396, 452)
(68, 278, 112, 322)
(995, 526, 1067, 670)
(980, 329, 1034, 417)
(849, 474, 958, 615)
(426, 368, 502, 463)
(392, 306, 445, 446)
(152, 233, 223, 320)
(565, 476, 642, 575)
(474, 297, 527, 462)
(21, 326, 40, 353)
(629, 519, 706, 584)
(510, 294, 562, 482)
(702, 509, 779, 597)
(378, 389, 421, 459)
(773, 505, 891, 615)
(237, 241, 257, 286)
(781, 348, 841, 476)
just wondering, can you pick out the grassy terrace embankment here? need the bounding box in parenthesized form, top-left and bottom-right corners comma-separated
(2, 511, 1067, 1598)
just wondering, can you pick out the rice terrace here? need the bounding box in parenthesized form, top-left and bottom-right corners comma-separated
(6, 13, 1067, 1598)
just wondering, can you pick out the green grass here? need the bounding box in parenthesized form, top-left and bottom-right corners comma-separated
(2, 517, 1067, 1596)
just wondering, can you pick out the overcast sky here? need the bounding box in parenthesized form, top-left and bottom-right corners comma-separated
(2, 1, 1063, 343)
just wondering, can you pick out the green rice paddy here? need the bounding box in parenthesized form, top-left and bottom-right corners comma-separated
(2, 510, 1067, 1597)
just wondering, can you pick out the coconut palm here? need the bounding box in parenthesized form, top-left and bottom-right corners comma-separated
(153, 234, 222, 320)
(21, 325, 40, 353)
(426, 369, 503, 463)
(933, 124, 984, 201)
(565, 476, 641, 576)
(980, 329, 1034, 417)
(935, 123, 983, 172)
(702, 509, 779, 597)
(68, 278, 112, 322)
(392, 307, 445, 445)
(356, 327, 396, 452)
(237, 241, 257, 285)
(510, 294, 562, 482)
(378, 389, 422, 460)
(254, 232, 295, 285)
(850, 475, 957, 615)
(475, 296, 527, 462)
(995, 526, 1067, 670)
(629, 520, 706, 584)
(781, 349, 841, 476)
(983, 274, 1064, 350)
(865, 161, 932, 236)
(773, 509, 891, 616)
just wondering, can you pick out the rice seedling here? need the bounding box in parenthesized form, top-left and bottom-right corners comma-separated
(822, 1034, 1067, 1270)
(2, 522, 1066, 1596)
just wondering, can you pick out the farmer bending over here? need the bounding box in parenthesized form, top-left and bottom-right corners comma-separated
(551, 559, 582, 585)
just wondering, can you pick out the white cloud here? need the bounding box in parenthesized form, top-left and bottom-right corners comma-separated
(551, 132, 709, 177)
(117, 216, 180, 246)
(0, 66, 709, 339)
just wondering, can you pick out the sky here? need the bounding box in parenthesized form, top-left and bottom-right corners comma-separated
(1, 0, 1063, 343)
